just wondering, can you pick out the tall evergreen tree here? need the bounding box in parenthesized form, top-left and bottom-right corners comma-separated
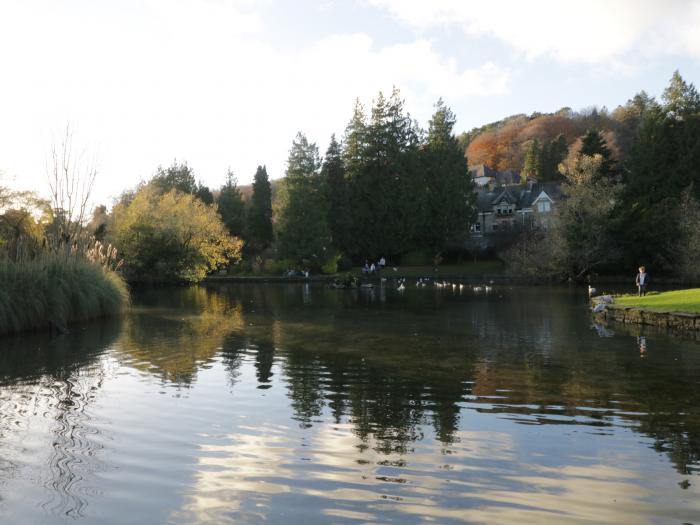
(418, 98, 474, 250)
(217, 169, 245, 237)
(522, 138, 542, 182)
(345, 88, 421, 258)
(614, 105, 700, 270)
(276, 133, 332, 263)
(343, 98, 368, 177)
(540, 134, 568, 182)
(247, 165, 273, 250)
(320, 135, 352, 253)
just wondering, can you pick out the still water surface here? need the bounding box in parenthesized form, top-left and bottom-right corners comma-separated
(1, 283, 699, 524)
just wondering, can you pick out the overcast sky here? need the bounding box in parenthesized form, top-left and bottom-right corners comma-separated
(1, 0, 699, 207)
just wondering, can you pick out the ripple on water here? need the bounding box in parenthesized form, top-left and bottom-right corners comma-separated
(1, 285, 700, 524)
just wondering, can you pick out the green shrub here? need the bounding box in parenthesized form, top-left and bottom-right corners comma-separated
(337, 254, 353, 272)
(400, 249, 431, 266)
(0, 253, 129, 335)
(262, 258, 280, 274)
(277, 258, 297, 272)
(321, 253, 341, 275)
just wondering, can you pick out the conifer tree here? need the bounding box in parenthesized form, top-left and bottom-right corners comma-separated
(579, 130, 615, 179)
(540, 134, 568, 181)
(247, 165, 273, 250)
(343, 99, 368, 177)
(352, 88, 420, 257)
(276, 133, 332, 263)
(419, 98, 474, 249)
(195, 183, 214, 205)
(217, 169, 245, 237)
(321, 135, 352, 253)
(522, 138, 542, 182)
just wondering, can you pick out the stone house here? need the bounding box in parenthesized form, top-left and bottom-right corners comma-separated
(469, 181, 562, 236)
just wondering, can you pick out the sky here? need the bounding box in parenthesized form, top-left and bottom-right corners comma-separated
(1, 0, 699, 207)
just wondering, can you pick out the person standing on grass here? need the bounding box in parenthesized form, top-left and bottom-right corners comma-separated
(636, 266, 648, 296)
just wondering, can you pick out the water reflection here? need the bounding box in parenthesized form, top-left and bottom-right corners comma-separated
(117, 286, 245, 385)
(0, 320, 121, 519)
(1, 283, 699, 524)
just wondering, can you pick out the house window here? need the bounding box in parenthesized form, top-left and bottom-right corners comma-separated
(470, 222, 481, 233)
(537, 201, 551, 213)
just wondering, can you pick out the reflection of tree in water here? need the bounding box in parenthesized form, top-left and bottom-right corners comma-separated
(217, 282, 700, 474)
(0, 320, 121, 518)
(118, 286, 244, 386)
(253, 338, 275, 385)
(271, 328, 473, 452)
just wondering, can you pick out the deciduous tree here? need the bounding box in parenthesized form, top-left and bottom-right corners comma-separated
(111, 186, 241, 282)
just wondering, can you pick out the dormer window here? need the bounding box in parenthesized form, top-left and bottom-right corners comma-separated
(495, 201, 513, 216)
(537, 201, 551, 213)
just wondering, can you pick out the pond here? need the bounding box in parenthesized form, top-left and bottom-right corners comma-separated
(1, 283, 699, 524)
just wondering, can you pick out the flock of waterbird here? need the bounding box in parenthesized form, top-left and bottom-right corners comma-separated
(388, 277, 494, 293)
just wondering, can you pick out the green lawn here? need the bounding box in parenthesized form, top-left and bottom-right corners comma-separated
(615, 288, 700, 314)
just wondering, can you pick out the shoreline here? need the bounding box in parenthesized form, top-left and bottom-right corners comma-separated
(205, 273, 700, 286)
(592, 300, 700, 334)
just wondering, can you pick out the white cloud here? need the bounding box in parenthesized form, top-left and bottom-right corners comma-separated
(0, 0, 509, 206)
(368, 0, 700, 64)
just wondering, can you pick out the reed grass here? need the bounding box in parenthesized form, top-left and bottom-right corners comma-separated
(0, 251, 129, 335)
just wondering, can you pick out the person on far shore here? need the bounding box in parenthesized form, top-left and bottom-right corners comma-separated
(378, 256, 386, 269)
(635, 266, 648, 296)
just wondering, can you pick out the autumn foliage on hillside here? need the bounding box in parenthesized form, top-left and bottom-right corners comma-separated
(463, 104, 639, 175)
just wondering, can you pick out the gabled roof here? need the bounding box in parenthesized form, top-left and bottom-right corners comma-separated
(475, 181, 562, 213)
(491, 187, 518, 205)
(532, 190, 554, 204)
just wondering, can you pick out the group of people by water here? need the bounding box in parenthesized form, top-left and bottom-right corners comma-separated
(362, 256, 386, 275)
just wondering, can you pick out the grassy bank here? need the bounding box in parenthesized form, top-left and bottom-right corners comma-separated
(0, 253, 129, 335)
(615, 288, 700, 314)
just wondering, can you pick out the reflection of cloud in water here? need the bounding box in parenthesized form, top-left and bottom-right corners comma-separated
(170, 424, 515, 524)
(171, 415, 700, 524)
(169, 425, 294, 524)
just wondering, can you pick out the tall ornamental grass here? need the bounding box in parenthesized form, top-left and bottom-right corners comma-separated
(0, 251, 129, 335)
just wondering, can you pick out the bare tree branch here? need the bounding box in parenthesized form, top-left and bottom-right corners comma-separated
(47, 125, 98, 244)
